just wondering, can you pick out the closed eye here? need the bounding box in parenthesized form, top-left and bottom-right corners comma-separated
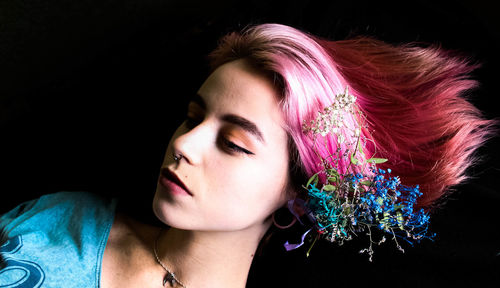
(220, 137, 254, 155)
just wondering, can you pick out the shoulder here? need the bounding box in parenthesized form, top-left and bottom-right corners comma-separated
(36, 191, 115, 212)
(0, 191, 118, 287)
(1, 191, 113, 217)
(1, 191, 116, 233)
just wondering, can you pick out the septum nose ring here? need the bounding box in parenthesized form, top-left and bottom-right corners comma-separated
(173, 153, 183, 162)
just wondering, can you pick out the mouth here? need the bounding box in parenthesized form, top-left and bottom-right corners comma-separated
(160, 168, 193, 196)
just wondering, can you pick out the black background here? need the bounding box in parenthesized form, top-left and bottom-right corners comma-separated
(1, 0, 499, 286)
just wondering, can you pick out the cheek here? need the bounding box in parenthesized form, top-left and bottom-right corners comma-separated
(205, 156, 290, 227)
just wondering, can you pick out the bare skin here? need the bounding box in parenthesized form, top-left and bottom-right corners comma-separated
(101, 59, 292, 288)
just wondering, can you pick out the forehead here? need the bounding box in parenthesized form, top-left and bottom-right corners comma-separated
(197, 60, 287, 139)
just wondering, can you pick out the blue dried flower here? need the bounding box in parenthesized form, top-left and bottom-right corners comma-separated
(289, 87, 435, 261)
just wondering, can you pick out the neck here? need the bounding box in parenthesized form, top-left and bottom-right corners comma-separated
(156, 221, 271, 288)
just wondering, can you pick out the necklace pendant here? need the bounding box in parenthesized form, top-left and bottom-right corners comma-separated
(163, 272, 177, 287)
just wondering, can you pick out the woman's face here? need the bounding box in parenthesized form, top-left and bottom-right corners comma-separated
(153, 59, 291, 232)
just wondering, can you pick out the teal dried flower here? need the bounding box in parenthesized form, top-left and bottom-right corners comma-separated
(285, 87, 435, 261)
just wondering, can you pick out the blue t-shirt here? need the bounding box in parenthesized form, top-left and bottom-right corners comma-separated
(0, 191, 117, 288)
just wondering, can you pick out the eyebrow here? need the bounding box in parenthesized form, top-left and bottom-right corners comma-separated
(221, 114, 265, 143)
(190, 93, 265, 144)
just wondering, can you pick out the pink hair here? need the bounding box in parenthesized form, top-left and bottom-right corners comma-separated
(209, 23, 495, 208)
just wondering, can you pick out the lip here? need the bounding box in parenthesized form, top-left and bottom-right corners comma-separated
(159, 168, 193, 196)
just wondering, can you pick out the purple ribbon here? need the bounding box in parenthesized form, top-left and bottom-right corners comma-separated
(284, 228, 312, 251)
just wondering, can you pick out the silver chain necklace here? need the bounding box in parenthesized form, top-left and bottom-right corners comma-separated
(153, 228, 187, 288)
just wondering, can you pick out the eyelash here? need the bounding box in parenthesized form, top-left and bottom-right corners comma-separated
(220, 137, 254, 155)
(184, 116, 254, 155)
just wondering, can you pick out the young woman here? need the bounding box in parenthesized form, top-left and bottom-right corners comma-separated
(0, 23, 494, 287)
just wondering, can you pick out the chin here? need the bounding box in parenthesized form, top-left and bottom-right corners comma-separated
(152, 189, 198, 230)
(152, 190, 173, 226)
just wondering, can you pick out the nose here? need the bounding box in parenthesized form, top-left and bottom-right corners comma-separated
(171, 122, 212, 166)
